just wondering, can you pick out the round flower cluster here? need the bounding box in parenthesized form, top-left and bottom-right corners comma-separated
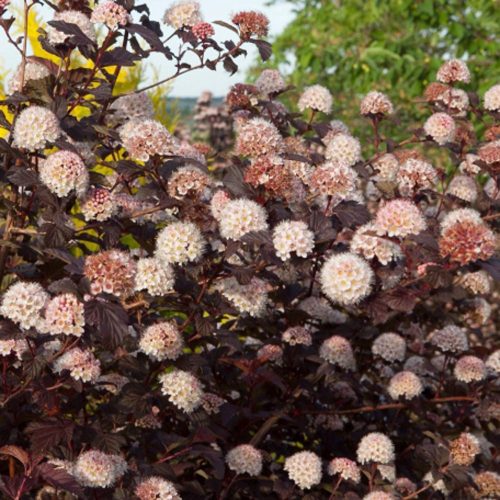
(73, 450, 127, 488)
(0, 339, 28, 360)
(440, 208, 482, 232)
(474, 471, 500, 498)
(47, 10, 96, 45)
(486, 350, 500, 374)
(447, 174, 477, 202)
(324, 133, 362, 167)
(0, 281, 48, 330)
(436, 59, 471, 83)
(134, 257, 175, 296)
(53, 347, 101, 383)
(428, 324, 468, 353)
(309, 162, 359, 202)
(43, 293, 85, 337)
(372, 153, 400, 182)
(218, 198, 268, 240)
(192, 21, 214, 40)
(84, 250, 136, 298)
(226, 444, 263, 476)
(155, 221, 205, 265)
(108, 92, 155, 126)
(372, 333, 406, 362)
(327, 458, 360, 483)
(282, 326, 312, 346)
(284, 451, 322, 490)
(387, 371, 423, 400)
(439, 220, 496, 265)
(454, 355, 486, 383)
(13, 106, 61, 151)
(477, 140, 500, 165)
(272, 220, 314, 261)
(298, 84, 333, 114)
(231, 10, 269, 38)
(119, 119, 175, 161)
(449, 432, 481, 466)
(158, 369, 203, 413)
(235, 118, 284, 157)
(484, 83, 500, 112)
(218, 277, 268, 317)
(9, 61, 50, 93)
(423, 112, 456, 145)
(319, 336, 356, 370)
(350, 223, 402, 265)
(457, 270, 491, 295)
(360, 91, 394, 116)
(167, 166, 212, 199)
(298, 296, 347, 324)
(139, 322, 184, 362)
(375, 199, 427, 238)
(357, 433, 395, 464)
(135, 476, 181, 500)
(163, 1, 201, 29)
(255, 69, 287, 96)
(91, 1, 130, 30)
(210, 190, 231, 220)
(397, 158, 437, 196)
(81, 187, 116, 221)
(320, 252, 374, 305)
(39, 150, 89, 198)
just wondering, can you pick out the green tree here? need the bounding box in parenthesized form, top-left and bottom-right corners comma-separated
(255, 0, 499, 133)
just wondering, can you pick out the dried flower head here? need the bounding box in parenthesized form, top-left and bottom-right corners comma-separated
(163, 1, 201, 28)
(135, 476, 181, 500)
(360, 91, 394, 116)
(439, 220, 496, 265)
(477, 140, 500, 165)
(158, 369, 203, 413)
(91, 1, 130, 29)
(155, 221, 205, 265)
(217, 277, 268, 317)
(139, 322, 184, 362)
(436, 59, 471, 83)
(53, 347, 101, 383)
(449, 432, 480, 466)
(319, 335, 356, 370)
(454, 355, 486, 383)
(397, 158, 437, 196)
(388, 371, 423, 400)
(440, 208, 483, 232)
(298, 84, 333, 114)
(284, 451, 322, 490)
(457, 270, 491, 295)
(84, 250, 136, 297)
(257, 344, 283, 364)
(282, 326, 312, 346)
(47, 10, 96, 44)
(327, 458, 360, 483)
(320, 252, 374, 305)
(43, 294, 84, 337)
(73, 450, 127, 488)
(134, 257, 175, 296)
(8, 61, 50, 94)
(357, 433, 395, 464)
(226, 445, 263, 476)
(218, 198, 268, 240)
(13, 106, 61, 151)
(119, 119, 175, 161)
(81, 187, 117, 221)
(351, 223, 402, 265)
(375, 199, 427, 238)
(232, 10, 269, 38)
(324, 133, 362, 167)
(272, 220, 315, 261)
(423, 112, 456, 145)
(484, 83, 500, 112)
(255, 69, 287, 96)
(0, 281, 48, 330)
(235, 117, 284, 157)
(372, 333, 407, 362)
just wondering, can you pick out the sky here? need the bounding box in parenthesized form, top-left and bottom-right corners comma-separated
(0, 0, 294, 97)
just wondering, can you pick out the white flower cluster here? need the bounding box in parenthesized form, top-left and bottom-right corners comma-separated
(357, 433, 395, 464)
(139, 322, 184, 361)
(375, 199, 427, 238)
(327, 457, 360, 483)
(158, 369, 203, 413)
(73, 450, 127, 488)
(218, 277, 268, 317)
(282, 326, 312, 346)
(135, 476, 181, 500)
(486, 350, 500, 374)
(397, 158, 437, 196)
(226, 444, 263, 476)
(447, 174, 478, 202)
(372, 333, 406, 362)
(0, 281, 48, 330)
(320, 252, 373, 305)
(91, 1, 131, 30)
(108, 92, 155, 126)
(53, 347, 101, 383)
(135, 257, 175, 296)
(440, 208, 482, 232)
(39, 150, 89, 198)
(47, 10, 96, 45)
(298, 85, 333, 114)
(360, 91, 394, 116)
(428, 324, 469, 353)
(81, 187, 117, 221)
(43, 293, 85, 337)
(324, 133, 362, 167)
(423, 112, 456, 145)
(319, 335, 356, 370)
(272, 220, 314, 260)
(454, 355, 486, 383)
(155, 221, 205, 265)
(0, 338, 28, 360)
(483, 83, 500, 112)
(163, 1, 202, 29)
(9, 61, 50, 93)
(387, 371, 423, 400)
(284, 451, 322, 490)
(13, 106, 61, 151)
(255, 69, 287, 96)
(218, 198, 268, 240)
(350, 223, 402, 265)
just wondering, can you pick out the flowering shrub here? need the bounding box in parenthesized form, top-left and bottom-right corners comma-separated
(0, 1, 498, 499)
